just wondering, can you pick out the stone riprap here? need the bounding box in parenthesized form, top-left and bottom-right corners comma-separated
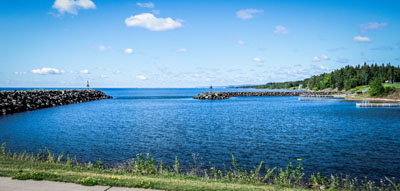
(193, 91, 344, 100)
(0, 90, 112, 115)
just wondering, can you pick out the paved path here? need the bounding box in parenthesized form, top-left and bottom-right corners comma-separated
(0, 177, 160, 191)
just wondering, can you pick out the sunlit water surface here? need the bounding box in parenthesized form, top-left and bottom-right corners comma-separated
(1, 88, 399, 181)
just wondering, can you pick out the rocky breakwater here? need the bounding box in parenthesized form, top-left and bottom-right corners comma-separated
(0, 90, 112, 115)
(193, 92, 231, 100)
(194, 91, 342, 100)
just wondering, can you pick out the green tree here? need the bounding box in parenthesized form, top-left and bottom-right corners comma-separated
(368, 78, 385, 96)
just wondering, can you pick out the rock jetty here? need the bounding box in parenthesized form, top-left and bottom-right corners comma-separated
(0, 90, 112, 115)
(193, 91, 343, 100)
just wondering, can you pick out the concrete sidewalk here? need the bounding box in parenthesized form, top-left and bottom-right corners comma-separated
(0, 177, 160, 191)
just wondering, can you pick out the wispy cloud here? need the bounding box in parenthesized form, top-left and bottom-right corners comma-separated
(97, 45, 111, 51)
(252, 57, 263, 63)
(360, 22, 388, 32)
(125, 13, 182, 31)
(31, 67, 64, 75)
(310, 65, 330, 73)
(312, 55, 329, 62)
(336, 58, 349, 63)
(14, 72, 27, 75)
(136, 75, 147, 80)
(136, 2, 154, 8)
(176, 48, 187, 52)
(273, 25, 289, 34)
(236, 9, 263, 20)
(319, 66, 330, 71)
(354, 36, 372, 42)
(124, 48, 134, 54)
(371, 45, 393, 51)
(80, 69, 89, 74)
(237, 40, 245, 45)
(52, 0, 96, 15)
(327, 47, 345, 52)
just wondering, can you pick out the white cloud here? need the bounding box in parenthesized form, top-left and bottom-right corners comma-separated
(252, 57, 263, 63)
(100, 74, 107, 78)
(176, 48, 187, 52)
(125, 13, 182, 31)
(136, 2, 154, 8)
(114, 70, 121, 74)
(80, 69, 89, 74)
(319, 66, 330, 71)
(273, 25, 289, 34)
(124, 48, 134, 54)
(237, 40, 245, 45)
(320, 55, 329, 60)
(312, 55, 329, 62)
(31, 67, 64, 75)
(354, 36, 372, 42)
(136, 75, 147, 80)
(236, 9, 263, 19)
(360, 22, 388, 32)
(14, 72, 27, 75)
(52, 0, 96, 15)
(98, 45, 111, 51)
(152, 10, 160, 15)
(312, 56, 320, 61)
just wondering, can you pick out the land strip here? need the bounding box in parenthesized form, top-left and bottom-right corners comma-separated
(0, 159, 304, 191)
(193, 91, 343, 100)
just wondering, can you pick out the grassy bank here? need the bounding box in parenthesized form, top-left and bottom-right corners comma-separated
(345, 83, 400, 101)
(0, 143, 399, 191)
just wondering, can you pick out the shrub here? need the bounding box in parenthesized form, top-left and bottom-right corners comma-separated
(1, 143, 6, 158)
(368, 78, 385, 96)
(174, 156, 180, 174)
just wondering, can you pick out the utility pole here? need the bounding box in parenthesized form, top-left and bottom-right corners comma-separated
(365, 74, 368, 93)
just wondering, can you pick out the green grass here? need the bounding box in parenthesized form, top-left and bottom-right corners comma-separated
(347, 83, 400, 94)
(347, 85, 366, 93)
(1, 143, 400, 191)
(383, 83, 400, 88)
(0, 160, 302, 191)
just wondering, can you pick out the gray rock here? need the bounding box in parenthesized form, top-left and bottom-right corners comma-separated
(0, 90, 112, 115)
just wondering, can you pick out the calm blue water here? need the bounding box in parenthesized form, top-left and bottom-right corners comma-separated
(1, 88, 400, 180)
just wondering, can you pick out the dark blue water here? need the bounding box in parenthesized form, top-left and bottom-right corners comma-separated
(1, 88, 400, 180)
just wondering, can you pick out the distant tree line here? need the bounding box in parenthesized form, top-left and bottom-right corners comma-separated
(241, 63, 400, 91)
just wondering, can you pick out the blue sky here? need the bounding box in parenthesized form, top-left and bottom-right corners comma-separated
(1, 0, 400, 88)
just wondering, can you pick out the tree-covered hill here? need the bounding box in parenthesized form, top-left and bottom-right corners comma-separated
(240, 63, 400, 91)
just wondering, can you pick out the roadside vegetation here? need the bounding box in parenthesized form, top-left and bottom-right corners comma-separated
(1, 143, 400, 190)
